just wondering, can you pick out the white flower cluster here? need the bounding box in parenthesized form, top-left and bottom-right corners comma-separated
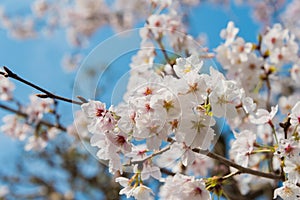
(273, 102, 300, 199)
(216, 21, 300, 199)
(159, 173, 210, 200)
(79, 19, 300, 199)
(0, 75, 14, 101)
(216, 22, 298, 98)
(80, 10, 255, 198)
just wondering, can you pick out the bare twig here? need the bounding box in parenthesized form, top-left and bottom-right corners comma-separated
(160, 168, 175, 176)
(155, 38, 179, 78)
(156, 38, 171, 64)
(193, 148, 283, 180)
(125, 142, 173, 166)
(1, 66, 82, 105)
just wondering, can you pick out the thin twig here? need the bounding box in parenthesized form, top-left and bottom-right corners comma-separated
(266, 76, 272, 110)
(160, 168, 175, 176)
(193, 148, 283, 180)
(220, 170, 241, 181)
(52, 99, 62, 127)
(156, 38, 171, 64)
(125, 138, 175, 166)
(1, 66, 82, 105)
(155, 38, 179, 78)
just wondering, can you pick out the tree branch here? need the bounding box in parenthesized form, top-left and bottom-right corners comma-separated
(1, 66, 82, 105)
(193, 148, 283, 180)
(0, 103, 66, 132)
(125, 140, 174, 166)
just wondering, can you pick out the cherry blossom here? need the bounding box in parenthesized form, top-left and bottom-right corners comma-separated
(132, 185, 154, 200)
(279, 95, 300, 115)
(81, 100, 117, 134)
(290, 101, 300, 127)
(151, 0, 172, 8)
(0, 115, 32, 140)
(159, 173, 211, 200)
(116, 176, 154, 200)
(173, 54, 203, 78)
(209, 79, 240, 119)
(249, 105, 278, 125)
(24, 135, 47, 151)
(115, 177, 134, 198)
(137, 161, 162, 181)
(291, 64, 300, 84)
(284, 156, 300, 184)
(229, 130, 257, 167)
(187, 153, 213, 177)
(275, 138, 300, 158)
(26, 94, 54, 123)
(281, 0, 300, 40)
(220, 21, 239, 46)
(242, 96, 256, 114)
(0, 76, 15, 101)
(273, 181, 300, 200)
(155, 143, 182, 172)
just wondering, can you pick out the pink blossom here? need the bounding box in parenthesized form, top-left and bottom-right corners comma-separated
(0, 76, 15, 101)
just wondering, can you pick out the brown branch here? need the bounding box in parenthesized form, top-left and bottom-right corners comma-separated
(0, 103, 66, 132)
(124, 136, 282, 180)
(160, 168, 175, 176)
(156, 38, 171, 64)
(1, 66, 82, 105)
(155, 38, 179, 79)
(193, 148, 283, 180)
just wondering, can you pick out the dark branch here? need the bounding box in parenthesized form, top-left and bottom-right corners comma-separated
(193, 148, 283, 180)
(1, 66, 83, 105)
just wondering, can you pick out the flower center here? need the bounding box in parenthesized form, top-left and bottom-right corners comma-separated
(116, 135, 126, 145)
(96, 108, 105, 117)
(163, 100, 174, 112)
(143, 87, 153, 96)
(271, 37, 276, 44)
(284, 144, 294, 154)
(193, 187, 202, 196)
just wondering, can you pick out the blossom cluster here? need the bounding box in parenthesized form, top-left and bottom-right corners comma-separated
(0, 83, 60, 151)
(77, 18, 300, 200)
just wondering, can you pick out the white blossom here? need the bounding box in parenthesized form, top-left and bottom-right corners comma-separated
(81, 100, 117, 134)
(230, 130, 257, 167)
(249, 105, 278, 125)
(0, 75, 14, 101)
(159, 173, 211, 200)
(284, 156, 300, 184)
(273, 181, 300, 200)
(220, 21, 239, 46)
